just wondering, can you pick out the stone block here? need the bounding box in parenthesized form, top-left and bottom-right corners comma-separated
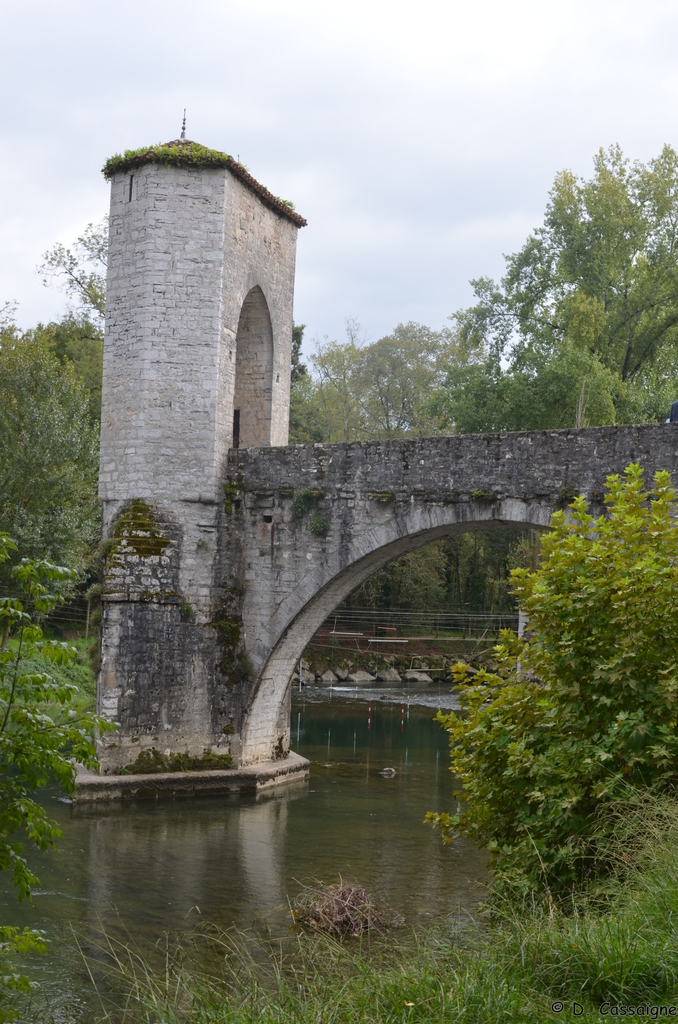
(347, 669, 376, 685)
(376, 667, 401, 682)
(404, 670, 433, 684)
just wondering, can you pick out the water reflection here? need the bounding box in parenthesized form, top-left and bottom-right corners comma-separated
(1, 687, 488, 1020)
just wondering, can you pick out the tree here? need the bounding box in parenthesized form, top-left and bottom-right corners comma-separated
(345, 530, 529, 615)
(437, 145, 678, 432)
(0, 330, 99, 590)
(29, 315, 104, 425)
(38, 219, 108, 321)
(37, 221, 108, 425)
(0, 535, 109, 1019)
(288, 324, 326, 444)
(291, 322, 307, 384)
(310, 320, 453, 442)
(428, 464, 678, 894)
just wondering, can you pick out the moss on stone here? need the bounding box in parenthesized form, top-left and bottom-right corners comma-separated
(368, 492, 394, 503)
(556, 484, 578, 509)
(112, 500, 171, 558)
(224, 476, 244, 516)
(292, 488, 324, 520)
(116, 747, 232, 775)
(210, 605, 252, 689)
(471, 488, 497, 502)
(104, 140, 233, 179)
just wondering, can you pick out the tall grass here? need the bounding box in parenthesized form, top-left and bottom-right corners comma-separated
(56, 797, 678, 1022)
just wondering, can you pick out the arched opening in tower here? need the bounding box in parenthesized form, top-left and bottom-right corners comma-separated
(232, 286, 274, 448)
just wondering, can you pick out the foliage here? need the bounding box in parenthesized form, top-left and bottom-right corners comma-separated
(0, 329, 99, 590)
(308, 512, 330, 537)
(0, 927, 48, 1022)
(38, 219, 108, 321)
(310, 320, 453, 442)
(288, 371, 327, 444)
(37, 219, 107, 423)
(289, 323, 327, 444)
(292, 488, 323, 521)
(0, 534, 110, 1019)
(346, 529, 529, 614)
(291, 323, 307, 384)
(435, 144, 678, 432)
(428, 464, 678, 893)
(101, 144, 302, 222)
(33, 314, 104, 424)
(103, 141, 235, 178)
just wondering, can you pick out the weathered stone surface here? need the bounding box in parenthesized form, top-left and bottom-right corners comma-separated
(404, 670, 433, 684)
(74, 751, 309, 803)
(347, 669, 376, 684)
(376, 667, 401, 682)
(318, 669, 338, 685)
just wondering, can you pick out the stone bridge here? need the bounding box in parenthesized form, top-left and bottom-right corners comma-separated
(92, 135, 678, 779)
(99, 424, 678, 771)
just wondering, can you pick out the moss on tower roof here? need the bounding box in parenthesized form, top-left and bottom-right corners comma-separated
(102, 140, 307, 227)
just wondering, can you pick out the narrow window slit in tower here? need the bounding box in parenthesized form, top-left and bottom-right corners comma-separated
(233, 409, 240, 449)
(128, 175, 134, 202)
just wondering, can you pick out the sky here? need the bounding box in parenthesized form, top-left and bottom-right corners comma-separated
(2, 0, 678, 354)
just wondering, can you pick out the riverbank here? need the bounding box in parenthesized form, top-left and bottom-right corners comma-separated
(66, 797, 678, 1022)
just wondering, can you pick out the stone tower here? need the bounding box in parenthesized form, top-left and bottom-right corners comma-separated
(96, 139, 306, 772)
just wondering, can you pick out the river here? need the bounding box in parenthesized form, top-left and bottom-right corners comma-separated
(1, 683, 488, 1021)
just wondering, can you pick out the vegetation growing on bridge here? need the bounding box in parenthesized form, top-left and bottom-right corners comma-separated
(110, 500, 171, 560)
(116, 747, 232, 775)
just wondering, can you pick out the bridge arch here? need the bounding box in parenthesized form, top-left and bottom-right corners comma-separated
(240, 495, 552, 763)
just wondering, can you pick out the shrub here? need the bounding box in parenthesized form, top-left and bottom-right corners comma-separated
(428, 464, 678, 894)
(0, 534, 110, 1018)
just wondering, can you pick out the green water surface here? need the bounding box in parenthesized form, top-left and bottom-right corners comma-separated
(1, 687, 488, 1021)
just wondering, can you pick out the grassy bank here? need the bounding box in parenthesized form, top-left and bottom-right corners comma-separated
(5, 634, 98, 714)
(69, 799, 678, 1023)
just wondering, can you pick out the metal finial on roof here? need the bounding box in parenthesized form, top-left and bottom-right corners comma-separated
(180, 109, 186, 140)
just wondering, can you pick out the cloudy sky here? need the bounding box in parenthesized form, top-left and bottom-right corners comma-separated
(2, 0, 678, 352)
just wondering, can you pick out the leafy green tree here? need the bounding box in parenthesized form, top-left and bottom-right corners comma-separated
(0, 331, 99, 589)
(428, 464, 678, 894)
(38, 219, 108, 321)
(437, 145, 678, 432)
(346, 530, 528, 614)
(289, 324, 327, 444)
(36, 220, 108, 425)
(291, 323, 307, 384)
(0, 535, 109, 1019)
(311, 320, 453, 442)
